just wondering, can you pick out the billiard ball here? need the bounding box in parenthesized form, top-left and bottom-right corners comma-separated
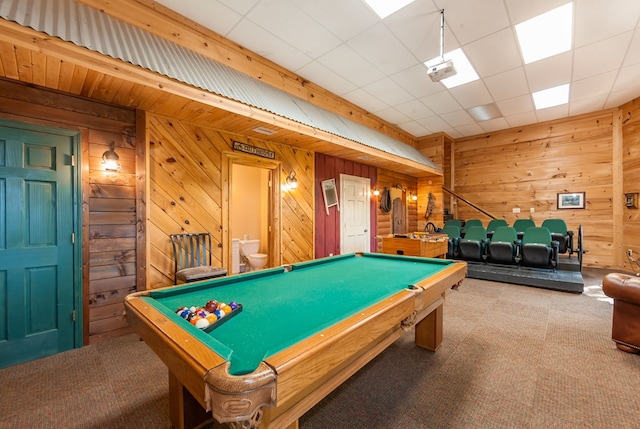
(214, 309, 225, 319)
(228, 302, 239, 310)
(195, 317, 210, 329)
(205, 300, 218, 313)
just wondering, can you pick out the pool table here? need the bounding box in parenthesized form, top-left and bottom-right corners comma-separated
(125, 252, 466, 429)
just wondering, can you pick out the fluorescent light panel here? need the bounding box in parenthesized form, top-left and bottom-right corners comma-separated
(467, 103, 502, 122)
(424, 48, 479, 88)
(363, 0, 415, 19)
(532, 84, 570, 109)
(516, 2, 573, 64)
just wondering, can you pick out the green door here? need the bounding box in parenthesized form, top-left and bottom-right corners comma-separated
(0, 121, 80, 368)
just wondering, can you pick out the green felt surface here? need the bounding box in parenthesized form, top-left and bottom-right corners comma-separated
(149, 253, 454, 375)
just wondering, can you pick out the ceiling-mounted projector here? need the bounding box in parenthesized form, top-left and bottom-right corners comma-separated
(427, 60, 457, 82)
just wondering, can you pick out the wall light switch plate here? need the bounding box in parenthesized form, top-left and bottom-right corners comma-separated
(530, 207, 535, 213)
(512, 207, 521, 213)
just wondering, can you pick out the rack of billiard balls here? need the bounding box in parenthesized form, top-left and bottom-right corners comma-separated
(175, 300, 242, 333)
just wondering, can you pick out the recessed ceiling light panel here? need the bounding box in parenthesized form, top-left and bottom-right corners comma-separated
(516, 2, 573, 64)
(363, 0, 415, 19)
(532, 84, 570, 110)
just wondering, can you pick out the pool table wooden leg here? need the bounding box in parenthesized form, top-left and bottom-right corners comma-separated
(169, 371, 211, 429)
(414, 303, 443, 351)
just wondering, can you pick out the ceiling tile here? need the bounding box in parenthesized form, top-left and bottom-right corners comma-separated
(448, 80, 493, 109)
(217, 0, 261, 15)
(157, 0, 242, 35)
(316, 44, 385, 86)
(374, 107, 411, 124)
(535, 104, 569, 122)
(390, 65, 444, 99)
(574, 0, 640, 48)
(480, 117, 510, 132)
(505, 111, 538, 128)
(569, 95, 608, 116)
(572, 32, 633, 81)
(348, 23, 419, 75)
(505, 0, 570, 25)
(441, 109, 475, 127)
(420, 91, 463, 115)
(611, 62, 640, 93)
(524, 51, 572, 92)
(247, 0, 341, 58)
(394, 99, 435, 120)
(434, 0, 510, 45)
(296, 0, 378, 41)
(623, 30, 640, 66)
(398, 121, 431, 136)
(496, 94, 535, 116)
(228, 20, 312, 71)
(384, 1, 445, 61)
(417, 115, 452, 132)
(606, 87, 640, 109)
(363, 78, 414, 106)
(484, 67, 529, 101)
(296, 61, 358, 96)
(342, 88, 387, 113)
(571, 71, 616, 102)
(451, 123, 484, 136)
(465, 28, 522, 77)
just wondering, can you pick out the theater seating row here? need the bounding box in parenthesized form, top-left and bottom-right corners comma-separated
(439, 218, 575, 269)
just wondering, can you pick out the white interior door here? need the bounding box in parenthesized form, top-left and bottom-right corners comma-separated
(340, 174, 370, 253)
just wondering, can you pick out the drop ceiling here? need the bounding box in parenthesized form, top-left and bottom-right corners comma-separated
(153, 0, 640, 139)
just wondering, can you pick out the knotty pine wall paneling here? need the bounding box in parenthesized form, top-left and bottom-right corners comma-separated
(147, 114, 314, 289)
(453, 110, 616, 268)
(621, 97, 640, 272)
(315, 153, 377, 258)
(375, 168, 418, 252)
(0, 78, 138, 344)
(416, 134, 447, 229)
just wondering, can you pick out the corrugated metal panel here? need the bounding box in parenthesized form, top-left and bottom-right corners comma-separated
(0, 0, 440, 170)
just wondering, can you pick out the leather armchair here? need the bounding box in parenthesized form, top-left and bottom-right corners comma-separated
(602, 273, 640, 353)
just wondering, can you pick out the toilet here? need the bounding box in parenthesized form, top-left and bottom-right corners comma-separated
(239, 239, 268, 271)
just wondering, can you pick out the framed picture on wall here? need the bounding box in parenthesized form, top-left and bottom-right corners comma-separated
(557, 192, 585, 209)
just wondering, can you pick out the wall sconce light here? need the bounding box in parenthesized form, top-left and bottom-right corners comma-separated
(286, 170, 298, 190)
(101, 142, 121, 172)
(373, 188, 380, 197)
(411, 192, 418, 201)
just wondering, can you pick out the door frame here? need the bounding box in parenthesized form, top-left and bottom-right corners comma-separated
(222, 152, 281, 271)
(339, 174, 371, 253)
(0, 118, 83, 347)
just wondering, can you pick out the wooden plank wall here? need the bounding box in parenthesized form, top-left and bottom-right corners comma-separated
(416, 134, 446, 230)
(0, 78, 138, 343)
(375, 168, 418, 252)
(148, 114, 314, 288)
(453, 110, 617, 268)
(314, 153, 377, 258)
(621, 97, 640, 272)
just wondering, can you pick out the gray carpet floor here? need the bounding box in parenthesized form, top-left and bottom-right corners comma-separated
(1, 268, 639, 428)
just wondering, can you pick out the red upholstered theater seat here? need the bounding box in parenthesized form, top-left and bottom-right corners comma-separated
(602, 273, 640, 354)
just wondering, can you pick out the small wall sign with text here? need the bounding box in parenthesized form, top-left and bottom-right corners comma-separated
(232, 141, 275, 160)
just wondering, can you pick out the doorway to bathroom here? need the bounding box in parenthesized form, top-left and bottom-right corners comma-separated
(226, 155, 280, 274)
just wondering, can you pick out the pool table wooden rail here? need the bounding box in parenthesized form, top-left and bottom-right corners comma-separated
(124, 257, 467, 429)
